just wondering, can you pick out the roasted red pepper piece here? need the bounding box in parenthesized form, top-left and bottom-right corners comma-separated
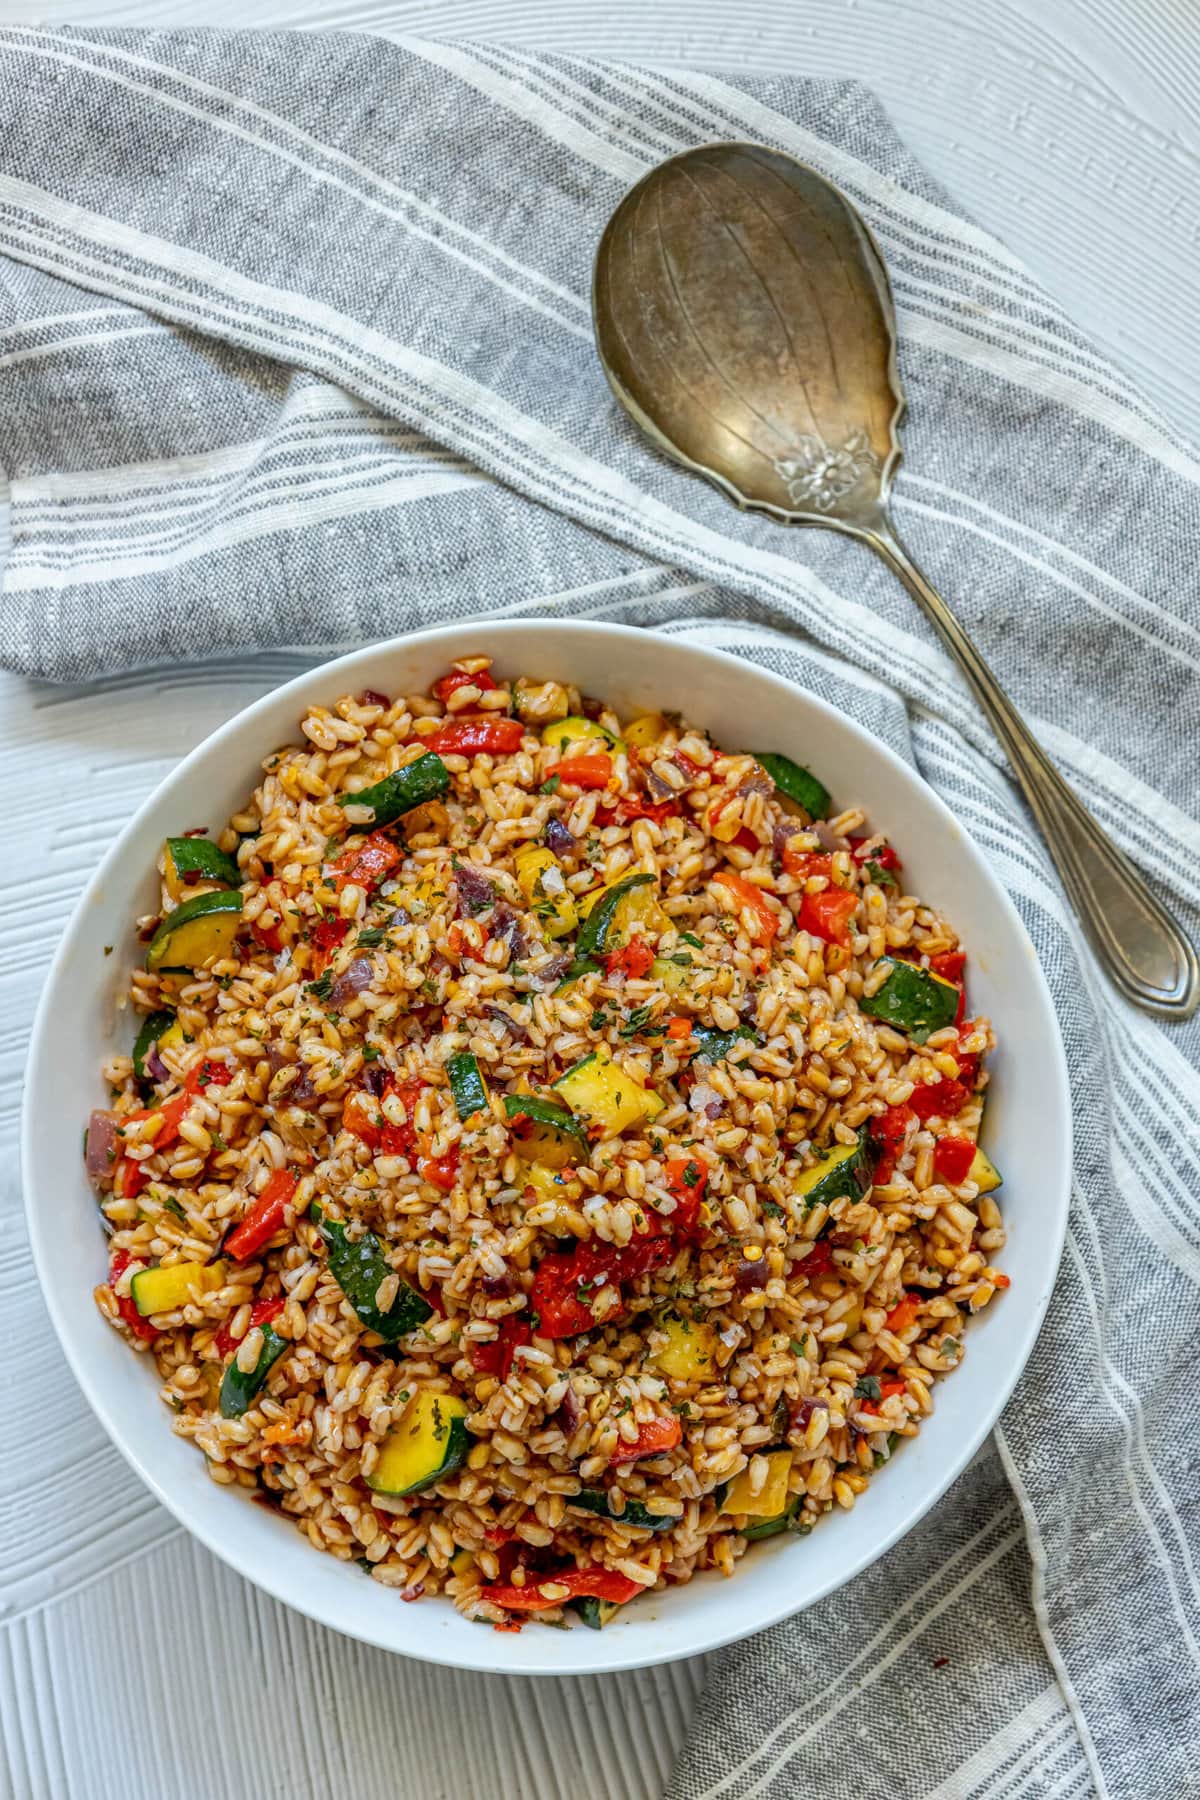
(596, 792, 680, 827)
(342, 1088, 383, 1150)
(419, 1145, 460, 1192)
(780, 844, 833, 879)
(860, 1377, 908, 1416)
(310, 915, 349, 975)
(663, 1155, 708, 1236)
(530, 1249, 597, 1338)
(800, 1238, 835, 1283)
(379, 1077, 425, 1157)
(423, 718, 524, 757)
(848, 837, 903, 872)
(184, 1058, 233, 1094)
(929, 950, 966, 983)
(251, 919, 284, 953)
(605, 934, 654, 980)
(609, 1414, 682, 1464)
(481, 1567, 642, 1612)
(884, 1292, 921, 1336)
(712, 871, 780, 943)
(798, 887, 859, 946)
(556, 753, 613, 790)
(109, 1250, 159, 1342)
(471, 1316, 533, 1382)
(225, 1168, 298, 1261)
(933, 1135, 976, 1185)
(214, 1295, 286, 1357)
(869, 1104, 914, 1182)
(433, 669, 497, 702)
(334, 831, 402, 893)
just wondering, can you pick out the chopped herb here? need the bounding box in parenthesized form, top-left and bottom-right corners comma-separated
(356, 1556, 374, 1573)
(420, 976, 440, 1001)
(680, 932, 703, 949)
(619, 1004, 654, 1036)
(162, 1195, 186, 1221)
(854, 1375, 882, 1401)
(866, 861, 898, 889)
(306, 971, 334, 1002)
(940, 1337, 961, 1358)
(672, 1400, 692, 1417)
(362, 1044, 381, 1061)
(357, 927, 392, 948)
(589, 1009, 609, 1031)
(103, 945, 113, 957)
(211, 1133, 227, 1153)
(539, 775, 561, 796)
(665, 952, 693, 967)
(762, 1201, 784, 1220)
(790, 1335, 808, 1357)
(649, 1135, 663, 1154)
(682, 1161, 699, 1187)
(218, 975, 234, 991)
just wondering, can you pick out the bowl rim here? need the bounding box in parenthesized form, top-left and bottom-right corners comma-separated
(23, 617, 1071, 1676)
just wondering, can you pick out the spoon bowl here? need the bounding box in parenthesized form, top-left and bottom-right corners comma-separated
(593, 143, 1198, 1020)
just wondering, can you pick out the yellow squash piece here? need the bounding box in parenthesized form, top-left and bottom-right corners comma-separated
(520, 1162, 583, 1225)
(622, 713, 668, 750)
(157, 1018, 186, 1057)
(366, 1389, 470, 1497)
(721, 1449, 793, 1519)
(554, 1043, 662, 1136)
(654, 1310, 719, 1380)
(968, 1146, 1002, 1193)
(541, 715, 624, 754)
(130, 1259, 225, 1317)
(578, 877, 670, 948)
(650, 956, 689, 994)
(146, 891, 243, 972)
(514, 844, 578, 939)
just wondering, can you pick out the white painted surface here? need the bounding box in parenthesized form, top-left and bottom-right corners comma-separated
(2, 4, 1196, 1796)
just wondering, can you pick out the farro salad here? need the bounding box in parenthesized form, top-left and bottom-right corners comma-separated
(87, 657, 1007, 1631)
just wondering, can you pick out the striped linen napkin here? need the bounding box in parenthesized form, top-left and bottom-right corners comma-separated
(3, 28, 1199, 1800)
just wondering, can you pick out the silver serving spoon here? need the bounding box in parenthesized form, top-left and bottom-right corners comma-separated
(593, 141, 1197, 1020)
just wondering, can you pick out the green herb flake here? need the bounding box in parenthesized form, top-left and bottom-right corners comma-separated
(854, 1375, 882, 1401)
(361, 1044, 381, 1061)
(866, 861, 898, 889)
(619, 1004, 654, 1037)
(680, 932, 703, 949)
(306, 971, 334, 1002)
(540, 775, 561, 796)
(790, 1335, 809, 1357)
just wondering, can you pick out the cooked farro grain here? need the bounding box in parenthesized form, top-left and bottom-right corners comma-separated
(87, 660, 1005, 1630)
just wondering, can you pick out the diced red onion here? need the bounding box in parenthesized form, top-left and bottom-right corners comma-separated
(537, 952, 572, 984)
(287, 1065, 321, 1110)
(732, 1254, 769, 1292)
(328, 956, 374, 1009)
(558, 1387, 583, 1432)
(363, 1062, 389, 1098)
(543, 818, 576, 857)
(814, 820, 849, 852)
(360, 688, 390, 708)
(688, 1082, 723, 1120)
(791, 1397, 829, 1430)
(454, 865, 497, 916)
(480, 1270, 515, 1297)
(490, 901, 528, 961)
(580, 696, 605, 721)
(85, 1110, 118, 1184)
(144, 1044, 169, 1084)
(645, 768, 676, 803)
(485, 1004, 529, 1042)
(739, 770, 774, 798)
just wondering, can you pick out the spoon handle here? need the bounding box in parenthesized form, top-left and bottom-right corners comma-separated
(867, 518, 1198, 1020)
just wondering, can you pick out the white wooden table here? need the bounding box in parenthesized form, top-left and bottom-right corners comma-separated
(4, 5, 1196, 1796)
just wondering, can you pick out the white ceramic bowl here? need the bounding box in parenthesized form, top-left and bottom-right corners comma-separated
(24, 619, 1070, 1676)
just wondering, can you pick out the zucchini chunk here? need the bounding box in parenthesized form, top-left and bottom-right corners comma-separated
(447, 1051, 489, 1122)
(312, 1203, 432, 1339)
(146, 889, 243, 972)
(366, 1389, 470, 1497)
(541, 716, 623, 754)
(130, 1259, 225, 1316)
(219, 1321, 288, 1419)
(653, 1310, 719, 1380)
(794, 1128, 872, 1208)
(859, 958, 960, 1043)
(573, 1596, 622, 1629)
(575, 873, 655, 959)
(650, 956, 689, 995)
(131, 1009, 177, 1081)
(743, 1496, 804, 1541)
(969, 1145, 1002, 1193)
(553, 1043, 662, 1136)
(753, 752, 831, 820)
(336, 751, 450, 828)
(570, 1489, 675, 1534)
(720, 1448, 793, 1530)
(164, 836, 241, 894)
(503, 1093, 589, 1166)
(514, 845, 577, 939)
